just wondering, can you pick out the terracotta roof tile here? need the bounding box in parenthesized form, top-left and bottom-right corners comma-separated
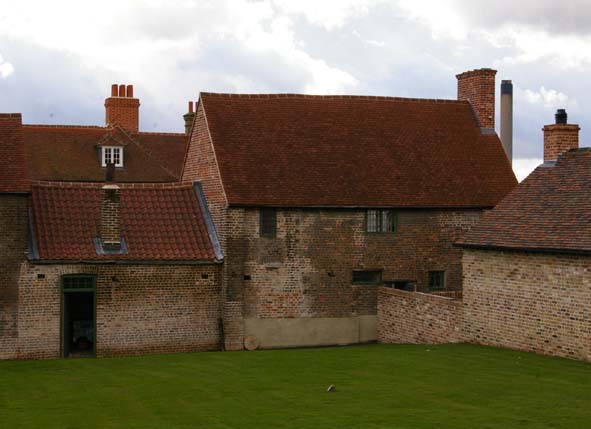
(0, 113, 29, 193)
(199, 93, 517, 208)
(30, 181, 217, 261)
(457, 149, 591, 253)
(23, 125, 187, 182)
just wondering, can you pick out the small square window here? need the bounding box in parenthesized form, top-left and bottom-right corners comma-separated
(352, 270, 382, 284)
(102, 146, 124, 167)
(366, 210, 397, 233)
(428, 271, 445, 291)
(260, 208, 277, 238)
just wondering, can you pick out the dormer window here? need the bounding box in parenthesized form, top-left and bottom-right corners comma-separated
(102, 146, 123, 167)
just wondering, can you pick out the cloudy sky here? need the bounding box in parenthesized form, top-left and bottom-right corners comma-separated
(0, 0, 589, 180)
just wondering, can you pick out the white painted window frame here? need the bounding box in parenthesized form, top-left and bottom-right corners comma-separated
(101, 146, 124, 167)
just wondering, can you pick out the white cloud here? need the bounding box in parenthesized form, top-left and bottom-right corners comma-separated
(513, 158, 542, 182)
(272, 0, 379, 30)
(397, 0, 468, 40)
(0, 54, 14, 78)
(523, 86, 569, 108)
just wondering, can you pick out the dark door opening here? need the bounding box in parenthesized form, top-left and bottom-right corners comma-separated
(61, 277, 96, 358)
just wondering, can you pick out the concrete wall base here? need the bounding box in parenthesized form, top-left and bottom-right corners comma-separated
(244, 315, 376, 349)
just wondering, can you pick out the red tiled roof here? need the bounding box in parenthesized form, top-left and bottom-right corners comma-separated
(23, 125, 187, 182)
(30, 181, 218, 262)
(457, 149, 591, 254)
(0, 114, 29, 193)
(199, 93, 517, 208)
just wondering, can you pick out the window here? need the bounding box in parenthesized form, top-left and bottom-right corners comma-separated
(352, 270, 382, 285)
(366, 210, 397, 233)
(260, 208, 277, 238)
(62, 275, 95, 290)
(428, 271, 445, 291)
(385, 280, 415, 292)
(102, 146, 123, 167)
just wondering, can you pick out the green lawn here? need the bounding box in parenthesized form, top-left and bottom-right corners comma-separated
(1, 344, 590, 429)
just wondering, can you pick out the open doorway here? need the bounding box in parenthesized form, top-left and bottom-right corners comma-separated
(61, 275, 96, 358)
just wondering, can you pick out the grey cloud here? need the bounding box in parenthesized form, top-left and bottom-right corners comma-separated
(452, 0, 591, 35)
(2, 1, 591, 171)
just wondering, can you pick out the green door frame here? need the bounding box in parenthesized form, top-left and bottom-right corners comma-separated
(60, 274, 97, 358)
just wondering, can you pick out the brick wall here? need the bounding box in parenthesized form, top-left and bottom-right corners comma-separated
(0, 195, 28, 359)
(377, 287, 463, 344)
(456, 68, 496, 129)
(463, 249, 591, 362)
(222, 301, 244, 351)
(7, 262, 222, 360)
(228, 208, 482, 320)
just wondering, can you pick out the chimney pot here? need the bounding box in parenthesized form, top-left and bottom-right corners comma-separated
(111, 84, 118, 97)
(118, 84, 126, 97)
(555, 109, 567, 124)
(189, 101, 194, 113)
(126, 85, 133, 98)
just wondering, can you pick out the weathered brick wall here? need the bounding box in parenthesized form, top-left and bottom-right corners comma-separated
(0, 195, 28, 359)
(222, 301, 244, 351)
(227, 208, 482, 320)
(181, 104, 228, 276)
(377, 287, 463, 344)
(9, 262, 222, 360)
(463, 249, 591, 362)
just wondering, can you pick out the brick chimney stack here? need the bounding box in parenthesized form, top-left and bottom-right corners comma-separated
(543, 109, 580, 162)
(183, 101, 197, 134)
(105, 83, 140, 132)
(456, 68, 497, 129)
(101, 167, 121, 249)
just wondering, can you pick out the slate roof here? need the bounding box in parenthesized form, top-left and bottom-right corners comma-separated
(198, 93, 517, 208)
(457, 149, 591, 254)
(30, 181, 220, 262)
(0, 114, 30, 193)
(23, 125, 187, 182)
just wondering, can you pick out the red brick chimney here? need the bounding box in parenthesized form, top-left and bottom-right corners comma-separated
(456, 68, 497, 129)
(543, 109, 580, 162)
(105, 84, 140, 132)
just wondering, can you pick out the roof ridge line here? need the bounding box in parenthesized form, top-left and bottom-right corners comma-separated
(23, 124, 106, 130)
(32, 180, 193, 189)
(200, 92, 466, 104)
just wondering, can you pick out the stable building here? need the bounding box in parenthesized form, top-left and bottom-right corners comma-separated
(182, 68, 517, 350)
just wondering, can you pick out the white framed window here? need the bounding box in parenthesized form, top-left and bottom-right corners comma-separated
(102, 146, 124, 167)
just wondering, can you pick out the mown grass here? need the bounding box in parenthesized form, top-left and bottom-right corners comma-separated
(1, 344, 590, 428)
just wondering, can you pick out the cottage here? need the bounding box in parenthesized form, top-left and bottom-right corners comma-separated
(457, 110, 591, 362)
(0, 87, 223, 359)
(182, 68, 517, 350)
